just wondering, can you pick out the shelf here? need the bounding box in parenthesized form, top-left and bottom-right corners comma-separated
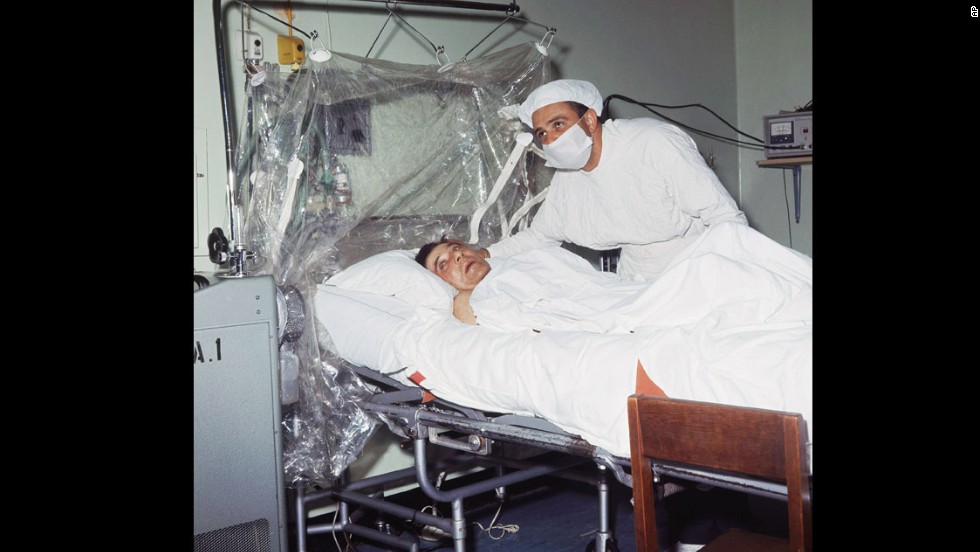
(757, 156, 812, 168)
(757, 156, 812, 223)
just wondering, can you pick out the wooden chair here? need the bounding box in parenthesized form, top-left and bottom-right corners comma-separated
(627, 395, 812, 552)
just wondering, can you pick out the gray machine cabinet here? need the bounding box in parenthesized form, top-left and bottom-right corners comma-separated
(194, 275, 287, 552)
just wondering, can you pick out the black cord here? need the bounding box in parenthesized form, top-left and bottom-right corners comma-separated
(603, 94, 766, 150)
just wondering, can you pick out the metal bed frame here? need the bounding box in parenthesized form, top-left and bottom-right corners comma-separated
(294, 364, 633, 552)
(292, 365, 792, 552)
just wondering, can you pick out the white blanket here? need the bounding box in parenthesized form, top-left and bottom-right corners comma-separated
(385, 222, 812, 461)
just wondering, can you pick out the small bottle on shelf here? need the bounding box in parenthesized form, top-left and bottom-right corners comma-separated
(330, 154, 353, 216)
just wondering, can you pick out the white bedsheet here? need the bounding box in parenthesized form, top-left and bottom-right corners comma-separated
(471, 223, 811, 334)
(318, 222, 812, 463)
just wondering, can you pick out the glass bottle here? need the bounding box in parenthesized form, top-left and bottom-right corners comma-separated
(330, 154, 353, 216)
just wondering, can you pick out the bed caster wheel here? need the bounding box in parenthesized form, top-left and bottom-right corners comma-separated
(585, 539, 619, 552)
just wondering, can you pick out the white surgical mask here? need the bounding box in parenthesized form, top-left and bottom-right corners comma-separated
(542, 117, 593, 170)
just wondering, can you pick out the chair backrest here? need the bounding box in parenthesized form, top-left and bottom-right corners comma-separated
(627, 394, 812, 552)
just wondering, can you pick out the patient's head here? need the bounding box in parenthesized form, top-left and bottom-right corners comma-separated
(416, 237, 490, 291)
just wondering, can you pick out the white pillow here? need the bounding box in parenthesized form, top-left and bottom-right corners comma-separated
(324, 249, 455, 312)
(314, 284, 415, 374)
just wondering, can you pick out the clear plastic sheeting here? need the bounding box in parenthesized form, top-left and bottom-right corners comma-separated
(235, 42, 552, 487)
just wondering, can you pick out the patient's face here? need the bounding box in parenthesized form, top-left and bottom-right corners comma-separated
(424, 240, 490, 291)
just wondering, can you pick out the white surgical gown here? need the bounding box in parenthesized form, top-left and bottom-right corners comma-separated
(487, 118, 747, 280)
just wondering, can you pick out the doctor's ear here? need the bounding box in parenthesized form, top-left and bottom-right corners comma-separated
(584, 109, 600, 130)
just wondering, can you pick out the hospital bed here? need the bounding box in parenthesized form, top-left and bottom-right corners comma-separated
(294, 361, 631, 552)
(293, 222, 633, 552)
(201, 6, 810, 548)
(295, 239, 808, 551)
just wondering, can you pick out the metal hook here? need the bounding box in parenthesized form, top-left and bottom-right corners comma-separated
(435, 45, 451, 67)
(537, 27, 556, 50)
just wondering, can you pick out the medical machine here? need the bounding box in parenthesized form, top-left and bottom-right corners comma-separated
(763, 111, 812, 159)
(194, 275, 300, 552)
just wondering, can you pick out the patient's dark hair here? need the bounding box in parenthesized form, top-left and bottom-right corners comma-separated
(415, 235, 451, 268)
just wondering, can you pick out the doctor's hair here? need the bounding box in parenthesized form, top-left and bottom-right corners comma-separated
(415, 235, 451, 267)
(568, 101, 590, 118)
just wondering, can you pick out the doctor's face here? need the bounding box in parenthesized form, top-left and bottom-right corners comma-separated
(424, 240, 490, 291)
(531, 101, 590, 145)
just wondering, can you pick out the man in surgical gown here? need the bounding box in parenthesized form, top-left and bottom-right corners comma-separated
(483, 79, 747, 281)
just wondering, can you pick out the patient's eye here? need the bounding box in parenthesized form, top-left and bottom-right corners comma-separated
(438, 259, 446, 271)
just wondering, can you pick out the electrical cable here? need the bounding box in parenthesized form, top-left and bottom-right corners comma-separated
(333, 507, 344, 552)
(322, 2, 334, 50)
(603, 93, 767, 150)
(471, 499, 519, 540)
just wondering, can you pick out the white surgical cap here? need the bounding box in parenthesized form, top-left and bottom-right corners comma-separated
(518, 79, 603, 128)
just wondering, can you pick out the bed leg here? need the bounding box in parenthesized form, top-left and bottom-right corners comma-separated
(592, 463, 617, 552)
(451, 498, 467, 552)
(295, 484, 307, 552)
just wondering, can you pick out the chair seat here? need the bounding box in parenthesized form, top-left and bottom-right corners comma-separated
(697, 528, 789, 552)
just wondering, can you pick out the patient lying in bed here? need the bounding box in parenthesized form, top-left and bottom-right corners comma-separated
(416, 222, 812, 433)
(320, 222, 812, 461)
(417, 225, 810, 333)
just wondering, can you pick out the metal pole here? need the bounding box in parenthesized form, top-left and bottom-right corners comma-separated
(793, 165, 802, 223)
(594, 463, 613, 551)
(347, 0, 519, 13)
(451, 499, 467, 552)
(295, 485, 307, 552)
(212, 0, 240, 244)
